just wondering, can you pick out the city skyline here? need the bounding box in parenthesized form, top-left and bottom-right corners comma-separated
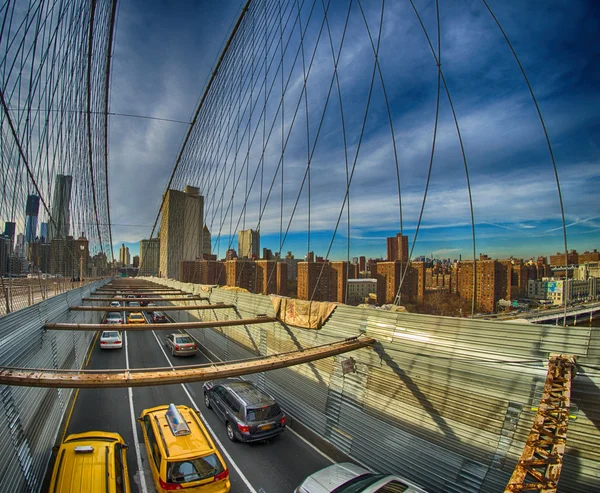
(105, 1, 598, 263)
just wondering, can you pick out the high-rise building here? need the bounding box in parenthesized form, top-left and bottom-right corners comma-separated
(119, 244, 128, 266)
(238, 229, 260, 259)
(202, 225, 211, 257)
(3, 222, 16, 253)
(25, 194, 40, 244)
(133, 255, 139, 268)
(140, 238, 160, 276)
(159, 186, 207, 280)
(386, 233, 409, 262)
(15, 233, 25, 258)
(48, 174, 72, 241)
(39, 222, 48, 243)
(371, 261, 424, 305)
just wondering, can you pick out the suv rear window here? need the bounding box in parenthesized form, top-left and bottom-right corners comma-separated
(166, 454, 224, 483)
(247, 403, 281, 422)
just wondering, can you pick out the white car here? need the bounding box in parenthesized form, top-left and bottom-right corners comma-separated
(295, 463, 428, 493)
(110, 300, 121, 308)
(100, 331, 122, 349)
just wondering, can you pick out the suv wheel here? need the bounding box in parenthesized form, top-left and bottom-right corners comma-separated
(204, 393, 211, 409)
(226, 422, 237, 442)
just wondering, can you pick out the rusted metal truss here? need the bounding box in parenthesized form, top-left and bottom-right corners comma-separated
(0, 336, 375, 388)
(82, 296, 208, 302)
(504, 354, 576, 493)
(93, 288, 183, 292)
(45, 316, 276, 330)
(70, 304, 234, 312)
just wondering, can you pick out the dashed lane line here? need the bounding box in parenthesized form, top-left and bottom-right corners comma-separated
(124, 331, 149, 493)
(150, 330, 258, 493)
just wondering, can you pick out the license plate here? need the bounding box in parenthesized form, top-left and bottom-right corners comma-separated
(259, 424, 273, 431)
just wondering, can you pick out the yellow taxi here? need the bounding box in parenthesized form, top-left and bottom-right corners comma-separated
(137, 404, 230, 492)
(49, 431, 130, 493)
(127, 312, 145, 324)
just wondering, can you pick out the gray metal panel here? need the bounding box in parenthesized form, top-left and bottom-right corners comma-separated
(0, 279, 109, 492)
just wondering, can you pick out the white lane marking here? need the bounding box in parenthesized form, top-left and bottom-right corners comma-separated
(150, 330, 257, 493)
(285, 423, 335, 464)
(125, 331, 149, 493)
(187, 333, 337, 465)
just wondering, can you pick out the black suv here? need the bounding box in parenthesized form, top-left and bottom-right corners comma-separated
(203, 379, 286, 443)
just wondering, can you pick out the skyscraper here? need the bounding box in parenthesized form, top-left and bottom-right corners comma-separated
(3, 222, 16, 253)
(48, 174, 72, 241)
(39, 222, 48, 243)
(159, 186, 206, 280)
(140, 237, 160, 276)
(238, 229, 260, 259)
(25, 194, 40, 244)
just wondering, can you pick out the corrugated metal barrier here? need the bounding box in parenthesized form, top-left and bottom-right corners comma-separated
(144, 276, 600, 493)
(0, 279, 109, 493)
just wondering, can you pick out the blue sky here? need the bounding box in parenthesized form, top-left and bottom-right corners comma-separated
(108, 0, 599, 262)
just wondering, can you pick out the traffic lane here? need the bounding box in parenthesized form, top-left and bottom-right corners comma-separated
(62, 330, 140, 491)
(66, 329, 128, 435)
(159, 328, 334, 492)
(126, 328, 254, 493)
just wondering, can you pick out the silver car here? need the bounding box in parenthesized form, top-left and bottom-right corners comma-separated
(100, 331, 122, 349)
(164, 333, 196, 356)
(295, 463, 428, 493)
(104, 312, 123, 324)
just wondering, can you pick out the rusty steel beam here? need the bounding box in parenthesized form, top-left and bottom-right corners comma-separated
(0, 336, 375, 388)
(70, 305, 234, 312)
(504, 354, 576, 493)
(90, 288, 187, 294)
(82, 297, 208, 302)
(45, 317, 277, 330)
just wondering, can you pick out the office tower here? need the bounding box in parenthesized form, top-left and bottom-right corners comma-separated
(386, 233, 409, 262)
(15, 233, 25, 258)
(237, 229, 259, 259)
(203, 225, 211, 257)
(133, 255, 139, 268)
(140, 238, 160, 276)
(25, 194, 40, 243)
(159, 185, 206, 280)
(3, 222, 16, 253)
(119, 244, 127, 266)
(48, 174, 72, 241)
(40, 222, 48, 243)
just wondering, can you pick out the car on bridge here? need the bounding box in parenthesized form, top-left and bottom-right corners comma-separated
(100, 330, 122, 349)
(127, 312, 145, 324)
(137, 403, 230, 493)
(295, 462, 428, 493)
(104, 312, 123, 324)
(203, 378, 286, 443)
(152, 311, 168, 323)
(165, 333, 196, 356)
(48, 431, 130, 493)
(110, 300, 121, 308)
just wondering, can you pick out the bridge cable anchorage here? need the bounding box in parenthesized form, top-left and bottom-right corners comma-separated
(504, 354, 576, 493)
(0, 336, 375, 388)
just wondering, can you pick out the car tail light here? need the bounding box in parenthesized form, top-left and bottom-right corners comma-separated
(193, 344, 197, 349)
(281, 415, 286, 425)
(175, 345, 179, 350)
(100, 341, 106, 345)
(237, 423, 249, 433)
(214, 469, 229, 482)
(159, 478, 182, 490)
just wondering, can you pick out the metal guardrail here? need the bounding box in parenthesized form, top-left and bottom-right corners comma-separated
(0, 277, 104, 317)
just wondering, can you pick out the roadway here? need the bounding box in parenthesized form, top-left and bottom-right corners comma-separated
(56, 308, 334, 493)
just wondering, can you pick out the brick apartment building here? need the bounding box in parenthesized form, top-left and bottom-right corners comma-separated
(371, 261, 425, 305)
(297, 261, 352, 302)
(179, 259, 225, 285)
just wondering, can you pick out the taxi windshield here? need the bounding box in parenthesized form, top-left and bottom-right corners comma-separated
(166, 454, 223, 483)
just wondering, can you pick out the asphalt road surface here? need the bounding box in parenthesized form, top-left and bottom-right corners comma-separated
(57, 310, 334, 493)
